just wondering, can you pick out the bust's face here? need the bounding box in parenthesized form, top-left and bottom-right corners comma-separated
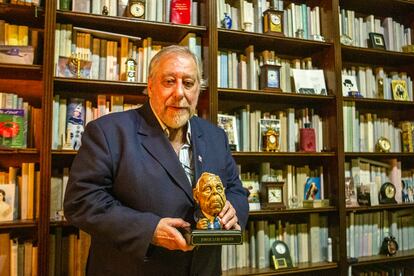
(194, 173, 226, 216)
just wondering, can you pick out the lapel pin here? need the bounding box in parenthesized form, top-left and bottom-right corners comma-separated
(198, 155, 202, 163)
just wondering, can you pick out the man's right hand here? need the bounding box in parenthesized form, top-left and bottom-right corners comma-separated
(152, 218, 195, 251)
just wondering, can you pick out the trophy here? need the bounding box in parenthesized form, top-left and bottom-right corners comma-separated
(187, 172, 242, 245)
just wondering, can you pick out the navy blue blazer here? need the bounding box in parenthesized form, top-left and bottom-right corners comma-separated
(64, 102, 249, 275)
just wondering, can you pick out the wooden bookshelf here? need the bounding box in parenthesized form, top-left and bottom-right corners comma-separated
(2, 0, 414, 275)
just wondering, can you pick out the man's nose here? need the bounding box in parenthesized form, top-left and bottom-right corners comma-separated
(173, 80, 185, 99)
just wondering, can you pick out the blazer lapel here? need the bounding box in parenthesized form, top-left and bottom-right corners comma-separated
(190, 117, 206, 184)
(137, 103, 193, 202)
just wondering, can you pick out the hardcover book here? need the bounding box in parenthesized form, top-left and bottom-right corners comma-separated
(0, 109, 26, 149)
(170, 0, 191, 24)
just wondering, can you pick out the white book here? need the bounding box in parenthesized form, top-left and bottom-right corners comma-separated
(309, 213, 321, 262)
(256, 220, 265, 269)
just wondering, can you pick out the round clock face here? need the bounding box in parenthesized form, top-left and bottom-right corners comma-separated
(388, 240, 397, 254)
(377, 137, 391, 152)
(130, 2, 145, 17)
(385, 184, 395, 198)
(271, 14, 281, 25)
(268, 187, 282, 203)
(275, 243, 286, 254)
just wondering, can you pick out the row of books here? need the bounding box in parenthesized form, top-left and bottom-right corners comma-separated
(339, 8, 412, 52)
(54, 24, 202, 82)
(342, 67, 413, 100)
(50, 168, 68, 221)
(0, 234, 38, 276)
(346, 209, 414, 259)
(49, 229, 90, 276)
(0, 162, 39, 222)
(59, 0, 202, 26)
(239, 163, 324, 210)
(0, 21, 32, 46)
(343, 102, 410, 152)
(221, 215, 329, 271)
(218, 106, 324, 153)
(51, 95, 142, 150)
(217, 0, 322, 41)
(345, 158, 414, 207)
(218, 45, 327, 96)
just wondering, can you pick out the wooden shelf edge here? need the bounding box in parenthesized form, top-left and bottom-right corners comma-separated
(54, 77, 146, 87)
(0, 63, 42, 71)
(350, 249, 414, 267)
(343, 97, 414, 106)
(219, 88, 336, 100)
(0, 148, 39, 154)
(223, 261, 337, 275)
(345, 152, 414, 157)
(218, 28, 333, 47)
(232, 152, 336, 157)
(0, 219, 37, 229)
(250, 206, 337, 216)
(51, 150, 77, 155)
(346, 202, 414, 212)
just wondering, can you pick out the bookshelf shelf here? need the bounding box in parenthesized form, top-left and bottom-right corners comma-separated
(341, 46, 414, 67)
(232, 152, 336, 158)
(0, 220, 37, 229)
(345, 152, 414, 158)
(339, 0, 414, 19)
(54, 77, 149, 96)
(0, 63, 42, 72)
(0, 3, 44, 27)
(350, 249, 414, 267)
(56, 10, 207, 43)
(218, 29, 333, 55)
(218, 88, 336, 105)
(0, 148, 39, 155)
(250, 207, 337, 217)
(343, 97, 414, 110)
(346, 202, 414, 212)
(223, 261, 338, 276)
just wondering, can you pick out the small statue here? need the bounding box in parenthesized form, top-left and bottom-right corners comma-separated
(221, 13, 232, 29)
(193, 172, 226, 230)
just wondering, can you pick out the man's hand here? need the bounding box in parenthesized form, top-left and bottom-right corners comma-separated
(152, 218, 195, 251)
(218, 201, 241, 230)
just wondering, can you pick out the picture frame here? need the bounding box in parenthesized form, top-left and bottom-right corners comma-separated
(341, 75, 360, 97)
(0, 184, 16, 222)
(292, 69, 327, 95)
(217, 114, 239, 151)
(391, 80, 409, 101)
(368, 32, 386, 50)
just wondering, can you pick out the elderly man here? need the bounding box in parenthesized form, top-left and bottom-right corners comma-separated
(64, 45, 249, 275)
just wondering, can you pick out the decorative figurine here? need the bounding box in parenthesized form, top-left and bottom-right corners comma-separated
(221, 13, 232, 29)
(193, 172, 226, 230)
(189, 172, 243, 245)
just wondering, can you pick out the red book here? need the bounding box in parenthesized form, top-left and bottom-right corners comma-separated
(170, 0, 191, 24)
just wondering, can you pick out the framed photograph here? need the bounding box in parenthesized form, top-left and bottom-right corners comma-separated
(0, 184, 16, 222)
(341, 75, 360, 97)
(292, 69, 327, 95)
(391, 80, 409, 101)
(217, 114, 239, 151)
(260, 64, 282, 91)
(368, 33, 386, 50)
(57, 56, 92, 79)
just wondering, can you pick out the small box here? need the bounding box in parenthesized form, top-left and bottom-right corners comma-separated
(0, 46, 34, 65)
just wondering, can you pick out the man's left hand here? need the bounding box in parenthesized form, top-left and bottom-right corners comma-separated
(218, 201, 241, 230)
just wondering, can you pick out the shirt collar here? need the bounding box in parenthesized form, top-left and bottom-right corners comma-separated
(149, 101, 192, 144)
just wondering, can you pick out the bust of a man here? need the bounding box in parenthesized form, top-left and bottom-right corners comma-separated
(193, 172, 226, 230)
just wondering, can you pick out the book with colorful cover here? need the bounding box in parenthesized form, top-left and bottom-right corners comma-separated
(170, 0, 191, 24)
(0, 109, 26, 148)
(63, 98, 85, 150)
(304, 177, 321, 200)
